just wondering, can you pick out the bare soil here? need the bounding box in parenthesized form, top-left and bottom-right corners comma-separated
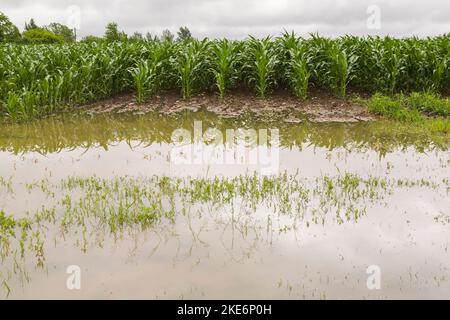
(81, 88, 375, 123)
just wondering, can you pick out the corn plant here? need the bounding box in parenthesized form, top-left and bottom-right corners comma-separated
(211, 39, 242, 99)
(380, 38, 403, 95)
(326, 40, 354, 97)
(308, 35, 357, 97)
(129, 62, 151, 103)
(172, 39, 211, 99)
(0, 35, 449, 122)
(430, 57, 447, 93)
(289, 48, 310, 99)
(129, 43, 168, 103)
(4, 88, 40, 121)
(243, 36, 279, 98)
(279, 32, 310, 100)
(3, 92, 21, 122)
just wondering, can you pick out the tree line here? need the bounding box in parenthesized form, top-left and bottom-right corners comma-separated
(0, 11, 192, 44)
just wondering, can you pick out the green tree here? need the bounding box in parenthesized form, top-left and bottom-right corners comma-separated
(176, 26, 192, 42)
(22, 28, 64, 44)
(46, 23, 75, 42)
(80, 35, 104, 43)
(161, 29, 174, 42)
(129, 32, 144, 42)
(104, 22, 127, 42)
(0, 12, 21, 42)
(145, 32, 157, 42)
(24, 18, 38, 31)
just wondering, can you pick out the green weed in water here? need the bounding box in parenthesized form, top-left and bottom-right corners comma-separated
(0, 173, 448, 296)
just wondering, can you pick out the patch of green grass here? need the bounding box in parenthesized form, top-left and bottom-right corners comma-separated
(364, 92, 450, 123)
(366, 93, 423, 122)
(408, 91, 450, 117)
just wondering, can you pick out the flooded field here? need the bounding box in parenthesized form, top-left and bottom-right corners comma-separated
(0, 111, 449, 299)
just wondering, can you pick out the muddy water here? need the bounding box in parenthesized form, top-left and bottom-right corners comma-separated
(0, 112, 449, 299)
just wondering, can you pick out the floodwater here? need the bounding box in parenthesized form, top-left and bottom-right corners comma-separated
(0, 112, 449, 299)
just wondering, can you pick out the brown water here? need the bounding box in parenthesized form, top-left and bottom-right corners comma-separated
(0, 112, 449, 299)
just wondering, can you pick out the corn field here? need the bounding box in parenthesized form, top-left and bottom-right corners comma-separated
(0, 34, 449, 121)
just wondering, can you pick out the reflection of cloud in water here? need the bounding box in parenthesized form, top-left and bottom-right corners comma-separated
(1, 172, 449, 299)
(0, 112, 449, 299)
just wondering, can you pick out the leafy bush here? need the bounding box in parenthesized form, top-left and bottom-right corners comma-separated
(22, 28, 64, 44)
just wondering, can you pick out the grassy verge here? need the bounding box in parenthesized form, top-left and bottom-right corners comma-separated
(364, 92, 449, 120)
(360, 92, 449, 134)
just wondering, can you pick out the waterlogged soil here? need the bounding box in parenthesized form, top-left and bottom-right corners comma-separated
(0, 111, 449, 299)
(82, 88, 375, 123)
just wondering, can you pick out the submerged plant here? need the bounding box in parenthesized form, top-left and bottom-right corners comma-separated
(0, 172, 447, 296)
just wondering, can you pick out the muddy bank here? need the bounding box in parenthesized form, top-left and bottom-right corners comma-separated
(81, 89, 375, 123)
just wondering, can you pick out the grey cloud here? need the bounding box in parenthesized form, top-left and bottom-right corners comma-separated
(1, 0, 449, 39)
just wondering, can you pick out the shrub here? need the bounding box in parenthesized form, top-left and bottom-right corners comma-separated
(22, 28, 63, 44)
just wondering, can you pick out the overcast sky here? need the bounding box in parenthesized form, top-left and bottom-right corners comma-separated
(1, 0, 449, 39)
